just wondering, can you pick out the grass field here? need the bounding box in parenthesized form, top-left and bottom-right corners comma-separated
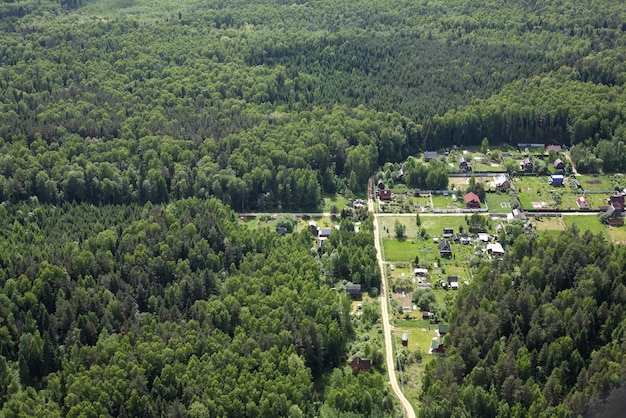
(485, 193, 511, 212)
(431, 194, 466, 210)
(382, 239, 420, 262)
(392, 319, 439, 355)
(608, 226, 626, 243)
(577, 175, 614, 191)
(321, 194, 350, 212)
(563, 215, 608, 238)
(531, 216, 567, 232)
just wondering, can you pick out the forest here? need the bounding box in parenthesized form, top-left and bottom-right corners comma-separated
(1, 0, 626, 416)
(420, 228, 626, 417)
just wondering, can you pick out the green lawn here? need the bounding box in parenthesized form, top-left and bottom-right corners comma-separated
(392, 319, 439, 355)
(563, 215, 608, 238)
(577, 175, 614, 191)
(608, 226, 626, 243)
(382, 239, 420, 262)
(485, 193, 512, 212)
(321, 195, 350, 212)
(431, 194, 467, 210)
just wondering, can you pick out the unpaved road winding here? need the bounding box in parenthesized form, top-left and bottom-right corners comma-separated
(368, 182, 416, 418)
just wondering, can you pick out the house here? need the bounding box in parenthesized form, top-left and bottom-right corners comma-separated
(576, 196, 589, 209)
(606, 204, 624, 226)
(460, 234, 470, 244)
(553, 159, 565, 170)
(447, 276, 459, 290)
(401, 333, 408, 347)
(550, 175, 564, 186)
(442, 227, 454, 238)
(377, 179, 385, 189)
(464, 192, 481, 209)
(437, 323, 449, 336)
(424, 151, 438, 162)
(309, 221, 319, 235)
(352, 199, 366, 209)
(276, 226, 287, 235)
(458, 157, 472, 172)
(422, 311, 434, 320)
(346, 283, 362, 300)
(477, 233, 490, 242)
(547, 145, 562, 153)
(397, 168, 404, 181)
(414, 268, 429, 277)
(486, 242, 505, 257)
(512, 208, 527, 220)
(376, 189, 392, 200)
(430, 337, 445, 354)
(520, 158, 533, 171)
(609, 193, 625, 210)
(412, 189, 422, 197)
(350, 357, 371, 374)
(438, 238, 452, 258)
(493, 175, 511, 191)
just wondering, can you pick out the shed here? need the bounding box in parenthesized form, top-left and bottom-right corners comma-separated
(438, 323, 449, 336)
(424, 151, 438, 162)
(447, 276, 459, 290)
(576, 196, 589, 209)
(553, 159, 565, 170)
(401, 333, 408, 347)
(520, 158, 533, 171)
(550, 175, 564, 186)
(377, 189, 392, 200)
(346, 283, 362, 300)
(459, 157, 472, 172)
(442, 227, 454, 238)
(414, 268, 429, 277)
(430, 338, 445, 354)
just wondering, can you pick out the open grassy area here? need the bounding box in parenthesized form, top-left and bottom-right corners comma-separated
(431, 194, 467, 210)
(531, 215, 567, 232)
(563, 215, 608, 238)
(577, 175, 614, 191)
(485, 193, 512, 212)
(392, 319, 439, 355)
(382, 239, 420, 262)
(321, 194, 350, 212)
(608, 226, 626, 243)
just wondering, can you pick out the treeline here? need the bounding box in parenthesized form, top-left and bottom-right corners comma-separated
(1, 0, 625, 211)
(420, 228, 626, 417)
(0, 106, 417, 209)
(0, 199, 392, 416)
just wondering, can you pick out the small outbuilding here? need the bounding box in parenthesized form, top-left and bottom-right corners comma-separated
(550, 175, 564, 186)
(346, 283, 362, 300)
(554, 159, 565, 170)
(424, 151, 438, 162)
(576, 196, 589, 209)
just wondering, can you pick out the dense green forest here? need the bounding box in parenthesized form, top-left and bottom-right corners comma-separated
(2, 0, 626, 416)
(420, 229, 626, 417)
(0, 199, 386, 416)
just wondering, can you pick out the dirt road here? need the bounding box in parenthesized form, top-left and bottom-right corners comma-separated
(368, 182, 416, 418)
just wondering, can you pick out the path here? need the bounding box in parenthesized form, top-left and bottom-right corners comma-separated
(368, 179, 416, 418)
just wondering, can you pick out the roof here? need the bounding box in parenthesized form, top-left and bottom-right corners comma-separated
(512, 209, 527, 220)
(547, 145, 562, 152)
(424, 151, 438, 160)
(402, 333, 408, 340)
(554, 158, 565, 168)
(319, 228, 333, 237)
(438, 324, 449, 334)
(464, 192, 480, 204)
(447, 276, 458, 283)
(487, 242, 505, 254)
(494, 175, 509, 186)
(350, 357, 371, 372)
(550, 175, 564, 182)
(577, 196, 588, 206)
(413, 268, 429, 275)
(346, 283, 361, 293)
(438, 238, 451, 252)
(478, 233, 490, 242)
